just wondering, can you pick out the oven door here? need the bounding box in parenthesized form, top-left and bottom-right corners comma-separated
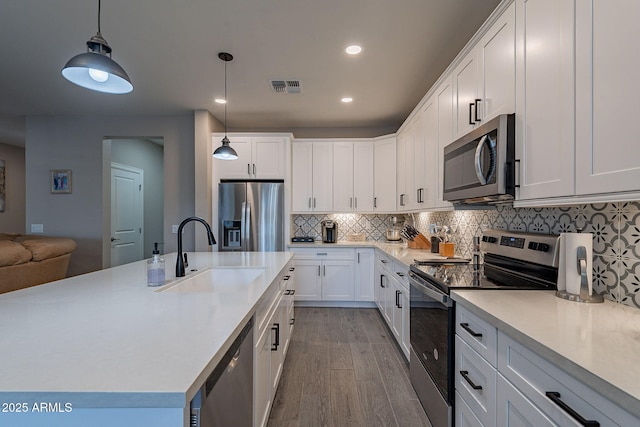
(409, 271, 455, 411)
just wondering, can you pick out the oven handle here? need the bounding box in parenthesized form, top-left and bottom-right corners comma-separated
(408, 271, 453, 307)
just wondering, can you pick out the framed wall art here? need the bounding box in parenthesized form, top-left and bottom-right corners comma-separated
(51, 169, 72, 194)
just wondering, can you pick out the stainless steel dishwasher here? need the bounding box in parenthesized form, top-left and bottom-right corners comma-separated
(190, 317, 253, 427)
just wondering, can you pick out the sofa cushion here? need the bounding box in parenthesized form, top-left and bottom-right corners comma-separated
(0, 241, 33, 267)
(18, 237, 77, 261)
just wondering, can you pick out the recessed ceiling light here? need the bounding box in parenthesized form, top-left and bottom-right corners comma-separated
(345, 45, 362, 55)
(214, 98, 226, 104)
(341, 97, 353, 103)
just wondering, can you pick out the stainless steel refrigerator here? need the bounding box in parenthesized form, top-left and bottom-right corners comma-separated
(218, 181, 284, 252)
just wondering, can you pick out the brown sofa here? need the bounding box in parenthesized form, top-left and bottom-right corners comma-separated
(0, 233, 77, 294)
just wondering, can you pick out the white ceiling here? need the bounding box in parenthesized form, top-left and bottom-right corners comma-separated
(0, 0, 501, 146)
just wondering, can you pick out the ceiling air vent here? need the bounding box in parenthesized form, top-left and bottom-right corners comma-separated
(269, 80, 301, 94)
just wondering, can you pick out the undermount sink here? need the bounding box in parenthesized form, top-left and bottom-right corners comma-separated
(160, 266, 266, 292)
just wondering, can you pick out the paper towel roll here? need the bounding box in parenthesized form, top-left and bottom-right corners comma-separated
(558, 233, 593, 296)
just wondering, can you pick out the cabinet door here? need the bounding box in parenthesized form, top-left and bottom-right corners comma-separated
(420, 97, 438, 208)
(214, 136, 252, 179)
(353, 143, 374, 212)
(332, 142, 354, 211)
(312, 142, 333, 211)
(399, 284, 410, 359)
(575, 0, 640, 195)
(413, 108, 427, 209)
(270, 308, 284, 398)
(374, 264, 384, 312)
(321, 261, 355, 301)
(478, 1, 515, 122)
(379, 271, 392, 324)
(436, 77, 455, 209)
(355, 249, 374, 301)
(292, 260, 322, 300)
(253, 137, 286, 179)
(389, 275, 403, 341)
(374, 137, 397, 212)
(453, 51, 479, 139)
(254, 324, 272, 427)
(497, 374, 554, 427)
(396, 132, 407, 210)
(515, 0, 575, 201)
(291, 143, 313, 212)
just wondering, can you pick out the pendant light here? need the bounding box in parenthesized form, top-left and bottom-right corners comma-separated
(213, 52, 238, 160)
(61, 0, 133, 94)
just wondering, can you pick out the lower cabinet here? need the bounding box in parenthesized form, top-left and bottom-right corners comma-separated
(290, 248, 356, 302)
(374, 251, 410, 360)
(254, 263, 295, 427)
(455, 304, 639, 427)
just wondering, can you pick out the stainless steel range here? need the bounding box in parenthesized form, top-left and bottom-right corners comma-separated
(408, 229, 560, 427)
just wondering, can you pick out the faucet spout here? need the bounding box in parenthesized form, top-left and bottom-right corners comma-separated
(176, 216, 216, 277)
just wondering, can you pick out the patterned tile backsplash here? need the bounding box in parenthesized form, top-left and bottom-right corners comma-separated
(291, 202, 640, 309)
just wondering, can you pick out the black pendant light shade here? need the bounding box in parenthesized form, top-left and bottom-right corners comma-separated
(61, 0, 133, 94)
(213, 52, 238, 160)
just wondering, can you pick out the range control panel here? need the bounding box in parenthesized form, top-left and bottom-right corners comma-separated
(480, 229, 560, 267)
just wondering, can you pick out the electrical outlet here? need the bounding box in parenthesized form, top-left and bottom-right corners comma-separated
(172, 225, 178, 234)
(31, 224, 44, 233)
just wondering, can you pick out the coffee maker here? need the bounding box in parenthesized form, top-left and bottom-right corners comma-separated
(321, 220, 338, 243)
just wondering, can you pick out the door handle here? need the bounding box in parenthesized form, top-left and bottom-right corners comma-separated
(271, 323, 280, 351)
(253, 164, 256, 176)
(474, 99, 482, 122)
(110, 237, 120, 242)
(350, 197, 353, 208)
(380, 274, 386, 288)
(460, 322, 483, 338)
(247, 163, 251, 175)
(460, 370, 482, 390)
(469, 102, 475, 125)
(374, 197, 377, 208)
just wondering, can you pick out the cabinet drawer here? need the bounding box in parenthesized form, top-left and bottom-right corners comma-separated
(455, 335, 497, 427)
(498, 332, 636, 426)
(456, 305, 498, 367)
(376, 250, 393, 270)
(291, 248, 355, 260)
(456, 390, 485, 427)
(496, 374, 554, 427)
(392, 261, 410, 289)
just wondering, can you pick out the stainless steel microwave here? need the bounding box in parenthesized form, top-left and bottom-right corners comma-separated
(443, 113, 515, 204)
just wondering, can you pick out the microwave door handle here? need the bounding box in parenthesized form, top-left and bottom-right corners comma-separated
(474, 135, 489, 185)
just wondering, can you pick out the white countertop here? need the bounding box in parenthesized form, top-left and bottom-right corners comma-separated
(288, 240, 458, 268)
(0, 251, 293, 408)
(451, 290, 640, 417)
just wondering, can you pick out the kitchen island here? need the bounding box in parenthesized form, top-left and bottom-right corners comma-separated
(0, 251, 293, 427)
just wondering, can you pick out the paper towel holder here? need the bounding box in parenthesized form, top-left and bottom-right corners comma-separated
(556, 245, 604, 303)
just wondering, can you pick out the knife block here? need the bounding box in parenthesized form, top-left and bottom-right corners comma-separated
(407, 233, 431, 249)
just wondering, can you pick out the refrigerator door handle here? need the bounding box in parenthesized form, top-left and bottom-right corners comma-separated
(243, 201, 251, 250)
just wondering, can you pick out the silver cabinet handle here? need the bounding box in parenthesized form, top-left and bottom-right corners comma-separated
(313, 198, 316, 208)
(253, 163, 256, 176)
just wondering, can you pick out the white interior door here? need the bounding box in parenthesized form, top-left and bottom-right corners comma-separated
(111, 163, 144, 267)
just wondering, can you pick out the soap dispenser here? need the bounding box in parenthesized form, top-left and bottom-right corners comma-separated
(147, 242, 165, 287)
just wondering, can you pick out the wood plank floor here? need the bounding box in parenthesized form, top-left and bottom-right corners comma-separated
(267, 307, 432, 427)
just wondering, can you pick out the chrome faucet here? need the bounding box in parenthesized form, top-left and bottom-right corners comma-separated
(176, 216, 216, 277)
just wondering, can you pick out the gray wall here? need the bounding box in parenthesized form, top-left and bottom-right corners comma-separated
(25, 115, 194, 276)
(0, 143, 25, 233)
(111, 138, 164, 259)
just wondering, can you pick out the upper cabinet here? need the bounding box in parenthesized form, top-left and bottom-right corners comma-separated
(515, 0, 640, 205)
(373, 137, 397, 212)
(515, 0, 575, 201)
(435, 76, 455, 209)
(214, 135, 287, 179)
(575, 0, 640, 196)
(333, 142, 375, 212)
(453, 2, 516, 140)
(291, 141, 333, 212)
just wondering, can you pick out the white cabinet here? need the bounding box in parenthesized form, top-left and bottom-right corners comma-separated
(417, 96, 437, 209)
(454, 303, 639, 427)
(291, 142, 333, 212)
(291, 248, 355, 301)
(254, 262, 295, 427)
(355, 249, 374, 302)
(374, 251, 410, 359)
(575, 0, 640, 196)
(435, 76, 455, 209)
(453, 2, 516, 139)
(455, 304, 498, 427)
(373, 137, 397, 212)
(214, 135, 287, 179)
(333, 142, 374, 212)
(515, 0, 575, 201)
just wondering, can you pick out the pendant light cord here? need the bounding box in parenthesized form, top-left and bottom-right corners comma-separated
(97, 0, 102, 34)
(224, 58, 227, 136)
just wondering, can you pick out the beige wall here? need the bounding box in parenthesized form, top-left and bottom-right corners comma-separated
(0, 143, 25, 233)
(26, 115, 194, 276)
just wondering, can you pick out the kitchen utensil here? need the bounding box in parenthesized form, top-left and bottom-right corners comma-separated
(386, 229, 401, 241)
